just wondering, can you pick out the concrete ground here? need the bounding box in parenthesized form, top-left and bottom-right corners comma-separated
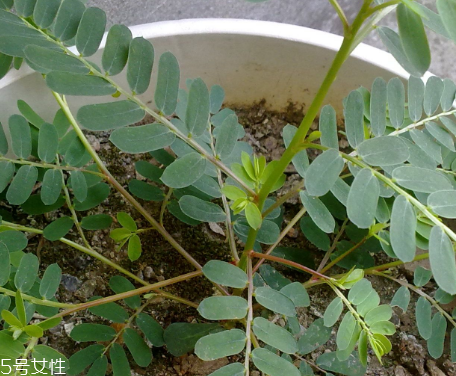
(88, 0, 456, 80)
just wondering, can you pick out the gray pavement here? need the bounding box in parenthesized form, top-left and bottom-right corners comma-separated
(87, 0, 456, 80)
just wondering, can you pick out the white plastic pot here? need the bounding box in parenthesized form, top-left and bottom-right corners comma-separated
(0, 19, 408, 126)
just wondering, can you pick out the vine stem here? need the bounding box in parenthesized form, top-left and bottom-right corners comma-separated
(52, 92, 203, 272)
(250, 251, 332, 280)
(373, 271, 456, 329)
(1, 221, 197, 307)
(0, 156, 105, 178)
(244, 258, 254, 375)
(240, 0, 375, 267)
(252, 206, 307, 274)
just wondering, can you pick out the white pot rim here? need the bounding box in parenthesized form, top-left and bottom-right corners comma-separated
(1, 18, 409, 90)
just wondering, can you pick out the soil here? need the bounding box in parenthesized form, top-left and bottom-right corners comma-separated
(6, 102, 456, 376)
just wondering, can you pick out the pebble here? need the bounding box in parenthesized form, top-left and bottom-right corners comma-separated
(63, 322, 74, 337)
(61, 274, 82, 292)
(144, 266, 155, 279)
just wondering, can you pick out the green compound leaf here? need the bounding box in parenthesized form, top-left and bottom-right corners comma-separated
(390, 195, 416, 262)
(357, 136, 409, 166)
(207, 363, 244, 376)
(428, 190, 456, 218)
(77, 101, 145, 131)
(14, 253, 39, 293)
(41, 169, 63, 205)
(317, 352, 367, 376)
(136, 313, 164, 347)
(123, 328, 152, 367)
(416, 297, 432, 340)
(0, 243, 10, 286)
(128, 234, 142, 261)
(397, 3, 431, 76)
(198, 296, 248, 320)
(53, 0, 85, 42)
(344, 90, 365, 148)
(110, 343, 130, 376)
(81, 214, 113, 231)
(6, 165, 38, 205)
(102, 24, 132, 76)
(203, 260, 248, 288)
(195, 329, 246, 361)
(70, 323, 116, 342)
(164, 323, 221, 357)
(215, 114, 239, 159)
(76, 7, 107, 57)
(370, 77, 387, 136)
(37, 123, 58, 163)
(155, 51, 180, 115)
(300, 191, 335, 233)
(429, 226, 456, 294)
(387, 77, 405, 128)
(392, 166, 452, 193)
(9, 114, 31, 159)
(252, 348, 300, 376)
(43, 216, 74, 241)
(280, 282, 310, 308)
(0, 161, 14, 193)
(161, 153, 206, 188)
(74, 183, 110, 211)
(255, 286, 296, 317)
(391, 286, 410, 312)
(186, 78, 210, 137)
(0, 230, 28, 252)
(253, 317, 297, 354)
(305, 149, 344, 197)
(427, 313, 447, 358)
(127, 37, 154, 95)
(414, 266, 432, 287)
(347, 169, 379, 229)
(40, 263, 61, 300)
(25, 45, 89, 75)
(179, 195, 226, 223)
(70, 170, 88, 202)
(324, 297, 343, 328)
(46, 72, 116, 96)
(437, 0, 456, 44)
(319, 104, 338, 149)
(110, 123, 175, 153)
(408, 75, 424, 122)
(88, 298, 129, 323)
(424, 77, 444, 116)
(109, 275, 141, 310)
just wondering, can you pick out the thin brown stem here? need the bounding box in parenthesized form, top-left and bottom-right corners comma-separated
(320, 236, 369, 274)
(316, 218, 348, 273)
(261, 181, 303, 219)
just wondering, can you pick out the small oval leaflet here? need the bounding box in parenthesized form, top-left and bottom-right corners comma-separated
(123, 328, 152, 367)
(408, 75, 424, 122)
(161, 153, 206, 189)
(358, 136, 409, 166)
(300, 191, 335, 233)
(198, 296, 248, 320)
(33, 0, 60, 29)
(414, 266, 433, 287)
(347, 169, 379, 229)
(388, 77, 406, 128)
(38, 122, 58, 163)
(305, 149, 344, 197)
(46, 72, 117, 96)
(370, 77, 387, 136)
(206, 363, 244, 376)
(43, 216, 74, 242)
(280, 282, 310, 308)
(0, 243, 10, 287)
(344, 90, 365, 148)
(70, 170, 88, 202)
(6, 165, 38, 205)
(14, 253, 39, 293)
(416, 297, 432, 340)
(9, 114, 31, 159)
(253, 317, 298, 354)
(428, 190, 456, 218)
(255, 286, 296, 317)
(155, 51, 180, 115)
(202, 260, 248, 288)
(324, 297, 343, 327)
(0, 160, 14, 193)
(110, 123, 175, 154)
(136, 313, 165, 347)
(70, 323, 116, 342)
(392, 166, 453, 193)
(77, 101, 145, 131)
(53, 0, 85, 42)
(186, 78, 210, 137)
(424, 76, 444, 116)
(76, 7, 107, 57)
(252, 348, 300, 376)
(41, 169, 63, 206)
(39, 263, 62, 300)
(390, 196, 416, 262)
(391, 286, 410, 312)
(429, 226, 456, 295)
(127, 37, 154, 95)
(425, 121, 455, 152)
(179, 195, 226, 223)
(102, 24, 132, 76)
(195, 329, 246, 361)
(364, 305, 393, 326)
(319, 104, 338, 149)
(428, 313, 447, 359)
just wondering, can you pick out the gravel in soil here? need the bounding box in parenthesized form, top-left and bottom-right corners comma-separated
(4, 101, 454, 376)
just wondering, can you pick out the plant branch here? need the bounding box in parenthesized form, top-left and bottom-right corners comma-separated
(329, 0, 349, 34)
(245, 258, 254, 375)
(261, 181, 303, 219)
(316, 218, 349, 273)
(159, 187, 174, 226)
(320, 235, 369, 274)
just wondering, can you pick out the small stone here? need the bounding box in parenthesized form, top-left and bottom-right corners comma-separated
(264, 136, 277, 150)
(287, 227, 299, 238)
(63, 322, 74, 337)
(208, 222, 225, 237)
(87, 135, 100, 152)
(427, 360, 446, 376)
(395, 366, 412, 376)
(75, 279, 97, 300)
(61, 274, 82, 292)
(144, 266, 155, 279)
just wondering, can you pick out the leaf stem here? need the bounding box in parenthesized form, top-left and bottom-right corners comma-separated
(261, 181, 303, 219)
(329, 0, 350, 34)
(316, 218, 349, 273)
(244, 258, 254, 375)
(159, 187, 174, 226)
(320, 235, 369, 274)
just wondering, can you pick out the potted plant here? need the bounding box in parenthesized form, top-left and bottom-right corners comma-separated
(0, 0, 456, 375)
